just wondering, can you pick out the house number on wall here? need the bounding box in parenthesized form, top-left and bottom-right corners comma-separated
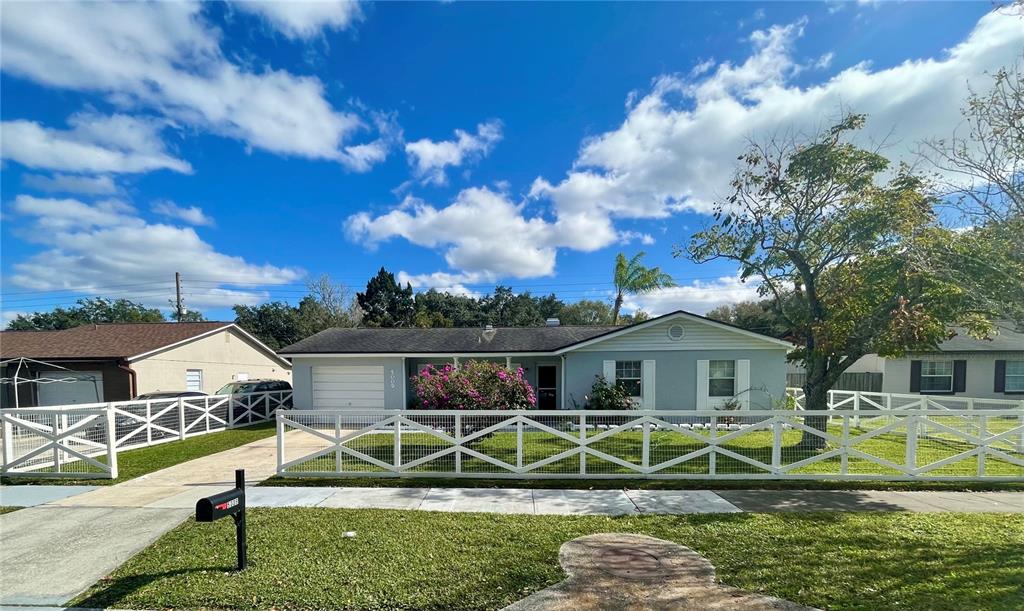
(389, 369, 397, 389)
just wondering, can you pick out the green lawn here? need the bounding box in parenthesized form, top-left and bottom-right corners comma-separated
(73, 509, 1024, 611)
(281, 416, 1024, 480)
(1, 421, 276, 486)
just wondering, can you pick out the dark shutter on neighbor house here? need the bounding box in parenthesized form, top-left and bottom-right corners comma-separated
(953, 360, 967, 393)
(909, 360, 922, 392)
(995, 360, 1006, 393)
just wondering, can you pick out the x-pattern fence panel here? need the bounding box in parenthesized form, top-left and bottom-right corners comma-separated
(277, 408, 1024, 481)
(1, 390, 292, 478)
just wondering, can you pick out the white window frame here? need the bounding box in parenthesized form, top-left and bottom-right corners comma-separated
(708, 360, 736, 398)
(614, 360, 643, 398)
(185, 369, 203, 392)
(1005, 360, 1024, 393)
(920, 360, 953, 393)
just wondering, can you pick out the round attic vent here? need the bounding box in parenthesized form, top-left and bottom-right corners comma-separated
(667, 324, 685, 341)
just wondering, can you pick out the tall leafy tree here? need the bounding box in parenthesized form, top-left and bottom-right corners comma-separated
(684, 114, 992, 448)
(559, 299, 613, 325)
(920, 59, 1024, 327)
(611, 252, 675, 324)
(232, 302, 304, 350)
(357, 267, 415, 327)
(706, 298, 792, 338)
(7, 297, 165, 330)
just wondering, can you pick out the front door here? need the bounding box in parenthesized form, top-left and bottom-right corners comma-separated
(537, 365, 557, 409)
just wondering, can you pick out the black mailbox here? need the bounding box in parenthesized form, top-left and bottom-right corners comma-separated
(195, 468, 248, 570)
(196, 488, 245, 522)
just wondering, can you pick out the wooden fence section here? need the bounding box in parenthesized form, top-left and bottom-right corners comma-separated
(1, 390, 291, 479)
(277, 405, 1024, 481)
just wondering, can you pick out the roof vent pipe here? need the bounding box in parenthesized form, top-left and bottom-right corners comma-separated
(546, 318, 560, 326)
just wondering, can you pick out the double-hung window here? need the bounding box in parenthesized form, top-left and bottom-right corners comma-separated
(708, 360, 736, 397)
(920, 361, 953, 392)
(615, 361, 642, 398)
(1006, 361, 1024, 393)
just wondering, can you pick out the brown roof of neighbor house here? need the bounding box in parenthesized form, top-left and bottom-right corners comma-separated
(0, 322, 232, 360)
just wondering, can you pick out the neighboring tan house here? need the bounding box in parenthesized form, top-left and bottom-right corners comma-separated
(881, 324, 1024, 400)
(1, 322, 291, 407)
(279, 310, 794, 411)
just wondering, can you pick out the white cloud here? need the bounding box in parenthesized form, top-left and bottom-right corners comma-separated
(405, 120, 503, 185)
(536, 10, 1024, 220)
(1, 114, 191, 174)
(622, 275, 760, 316)
(21, 173, 117, 195)
(348, 10, 1023, 289)
(397, 271, 484, 298)
(151, 200, 215, 226)
(8, 196, 302, 309)
(233, 0, 362, 40)
(0, 1, 388, 169)
(347, 188, 559, 279)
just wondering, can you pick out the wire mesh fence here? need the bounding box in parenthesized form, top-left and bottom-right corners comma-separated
(1, 390, 291, 479)
(277, 407, 1024, 481)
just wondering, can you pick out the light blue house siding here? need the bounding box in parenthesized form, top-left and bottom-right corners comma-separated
(563, 349, 789, 411)
(285, 313, 793, 411)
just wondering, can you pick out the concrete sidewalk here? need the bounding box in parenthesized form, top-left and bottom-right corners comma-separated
(239, 486, 1023, 515)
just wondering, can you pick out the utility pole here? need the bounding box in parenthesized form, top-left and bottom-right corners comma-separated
(175, 272, 183, 322)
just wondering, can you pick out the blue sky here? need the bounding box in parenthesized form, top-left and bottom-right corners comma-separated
(0, 1, 1018, 323)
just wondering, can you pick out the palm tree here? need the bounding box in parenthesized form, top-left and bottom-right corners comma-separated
(612, 252, 676, 324)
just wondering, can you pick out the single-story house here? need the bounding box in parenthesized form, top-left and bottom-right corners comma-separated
(278, 310, 793, 411)
(1, 322, 291, 407)
(881, 324, 1024, 399)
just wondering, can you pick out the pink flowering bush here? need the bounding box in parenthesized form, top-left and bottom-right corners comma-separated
(412, 360, 537, 409)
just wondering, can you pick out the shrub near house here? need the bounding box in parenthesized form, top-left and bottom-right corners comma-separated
(412, 361, 536, 409)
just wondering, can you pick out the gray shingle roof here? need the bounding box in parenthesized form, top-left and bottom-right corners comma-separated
(279, 325, 621, 354)
(931, 323, 1024, 352)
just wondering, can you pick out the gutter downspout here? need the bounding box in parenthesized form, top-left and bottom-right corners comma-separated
(118, 360, 137, 399)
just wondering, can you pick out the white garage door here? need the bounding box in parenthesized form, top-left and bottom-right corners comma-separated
(312, 365, 386, 409)
(37, 371, 104, 406)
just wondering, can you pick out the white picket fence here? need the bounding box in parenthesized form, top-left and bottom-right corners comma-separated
(277, 404, 1024, 481)
(1, 390, 291, 479)
(787, 388, 1024, 412)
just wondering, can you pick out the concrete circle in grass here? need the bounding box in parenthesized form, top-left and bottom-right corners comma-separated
(504, 533, 817, 611)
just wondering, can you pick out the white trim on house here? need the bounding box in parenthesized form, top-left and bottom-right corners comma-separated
(554, 311, 793, 354)
(127, 323, 291, 368)
(279, 351, 558, 358)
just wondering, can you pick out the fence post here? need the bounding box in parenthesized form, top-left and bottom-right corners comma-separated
(977, 415, 987, 477)
(1, 414, 13, 471)
(106, 406, 118, 479)
(641, 420, 650, 471)
(708, 416, 717, 476)
(516, 418, 523, 469)
(579, 413, 587, 476)
(53, 412, 61, 473)
(276, 412, 285, 475)
(146, 401, 153, 445)
(334, 414, 342, 474)
(905, 415, 918, 477)
(840, 415, 849, 476)
(394, 415, 402, 471)
(178, 398, 187, 440)
(771, 417, 782, 473)
(455, 414, 462, 474)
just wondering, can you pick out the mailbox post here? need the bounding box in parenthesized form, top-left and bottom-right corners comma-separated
(195, 468, 247, 571)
